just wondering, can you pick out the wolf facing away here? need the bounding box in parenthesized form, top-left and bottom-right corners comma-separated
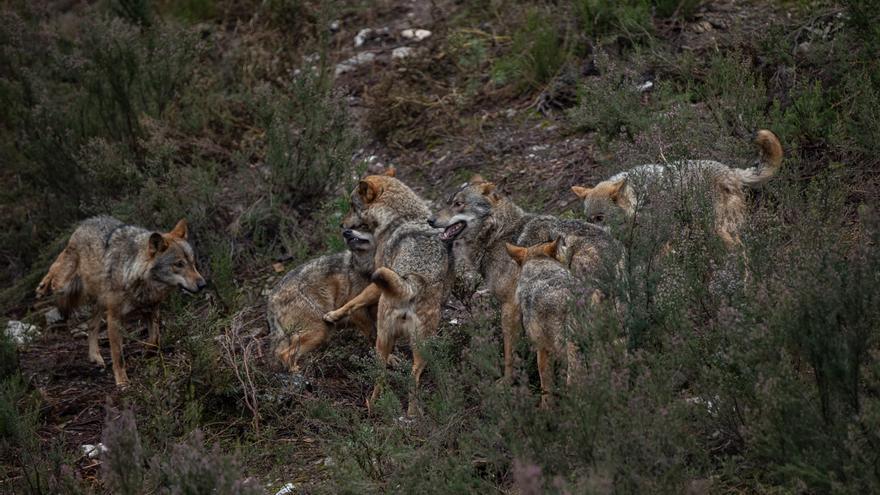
(571, 129, 783, 247)
(322, 175, 453, 416)
(36, 216, 206, 387)
(267, 226, 376, 372)
(506, 237, 595, 409)
(428, 177, 611, 380)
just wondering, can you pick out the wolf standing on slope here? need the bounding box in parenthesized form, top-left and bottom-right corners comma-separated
(36, 216, 206, 387)
(429, 177, 611, 381)
(506, 237, 594, 409)
(571, 129, 783, 247)
(323, 175, 453, 416)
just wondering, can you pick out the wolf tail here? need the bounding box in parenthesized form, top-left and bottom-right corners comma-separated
(736, 129, 783, 187)
(371, 267, 415, 300)
(57, 275, 83, 318)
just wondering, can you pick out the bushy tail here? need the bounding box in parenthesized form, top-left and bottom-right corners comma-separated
(57, 275, 83, 318)
(371, 267, 415, 300)
(736, 129, 783, 187)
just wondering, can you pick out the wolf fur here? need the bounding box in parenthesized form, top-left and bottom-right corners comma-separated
(36, 216, 206, 387)
(267, 227, 376, 372)
(322, 175, 453, 416)
(506, 237, 589, 408)
(571, 129, 783, 247)
(429, 177, 611, 380)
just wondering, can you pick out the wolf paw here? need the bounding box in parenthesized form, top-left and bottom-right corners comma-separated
(322, 310, 342, 323)
(89, 354, 106, 368)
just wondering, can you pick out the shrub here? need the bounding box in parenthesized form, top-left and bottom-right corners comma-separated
(492, 9, 572, 91)
(256, 70, 361, 210)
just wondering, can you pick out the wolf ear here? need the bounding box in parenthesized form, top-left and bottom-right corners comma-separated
(358, 178, 382, 203)
(543, 236, 561, 259)
(169, 218, 188, 239)
(383, 167, 396, 177)
(505, 243, 527, 265)
(609, 179, 626, 203)
(480, 182, 500, 202)
(148, 232, 168, 257)
(571, 185, 591, 199)
(469, 174, 486, 185)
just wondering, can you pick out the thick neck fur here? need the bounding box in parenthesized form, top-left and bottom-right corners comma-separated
(473, 197, 530, 292)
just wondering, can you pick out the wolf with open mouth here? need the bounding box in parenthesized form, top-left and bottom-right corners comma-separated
(428, 176, 612, 381)
(267, 225, 377, 373)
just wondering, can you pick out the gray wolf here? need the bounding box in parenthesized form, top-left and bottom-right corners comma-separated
(571, 129, 783, 247)
(506, 237, 593, 408)
(36, 216, 206, 387)
(323, 175, 454, 416)
(267, 226, 375, 372)
(267, 168, 397, 372)
(428, 176, 610, 381)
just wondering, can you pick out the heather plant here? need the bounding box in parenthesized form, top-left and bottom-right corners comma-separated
(257, 70, 361, 210)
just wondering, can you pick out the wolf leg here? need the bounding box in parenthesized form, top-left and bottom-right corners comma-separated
(277, 322, 329, 372)
(500, 301, 522, 381)
(87, 312, 105, 367)
(367, 327, 396, 414)
(324, 283, 381, 323)
(106, 308, 129, 387)
(406, 348, 427, 418)
(537, 348, 554, 409)
(146, 307, 161, 351)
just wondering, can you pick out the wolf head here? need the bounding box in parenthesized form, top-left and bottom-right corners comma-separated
(505, 236, 564, 266)
(341, 174, 431, 233)
(147, 219, 206, 294)
(428, 175, 500, 244)
(571, 178, 631, 226)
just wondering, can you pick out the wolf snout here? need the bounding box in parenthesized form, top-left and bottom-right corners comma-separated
(342, 229, 356, 240)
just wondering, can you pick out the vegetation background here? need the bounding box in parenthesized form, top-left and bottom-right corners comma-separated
(1, 0, 879, 492)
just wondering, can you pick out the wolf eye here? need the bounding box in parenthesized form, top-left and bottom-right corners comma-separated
(174, 260, 186, 268)
(453, 201, 463, 208)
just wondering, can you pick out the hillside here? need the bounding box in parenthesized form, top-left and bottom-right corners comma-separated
(2, 0, 879, 493)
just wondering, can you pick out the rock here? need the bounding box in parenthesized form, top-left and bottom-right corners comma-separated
(391, 46, 415, 60)
(80, 443, 108, 459)
(329, 20, 340, 32)
(275, 483, 295, 495)
(5, 320, 39, 345)
(636, 81, 654, 93)
(335, 52, 376, 76)
(354, 28, 373, 47)
(692, 20, 713, 33)
(401, 28, 431, 42)
(504, 108, 517, 118)
(45, 307, 63, 325)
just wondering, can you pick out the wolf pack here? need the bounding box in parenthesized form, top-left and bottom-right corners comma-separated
(37, 130, 783, 414)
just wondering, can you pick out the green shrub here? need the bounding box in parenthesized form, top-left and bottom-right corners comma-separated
(256, 70, 361, 210)
(573, 0, 653, 40)
(492, 9, 572, 91)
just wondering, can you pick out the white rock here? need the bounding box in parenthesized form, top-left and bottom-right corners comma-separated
(5, 320, 39, 345)
(275, 483, 295, 495)
(80, 443, 108, 459)
(354, 28, 373, 48)
(636, 81, 654, 93)
(335, 52, 376, 76)
(401, 28, 431, 42)
(329, 20, 340, 32)
(392, 46, 415, 60)
(45, 307, 63, 325)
